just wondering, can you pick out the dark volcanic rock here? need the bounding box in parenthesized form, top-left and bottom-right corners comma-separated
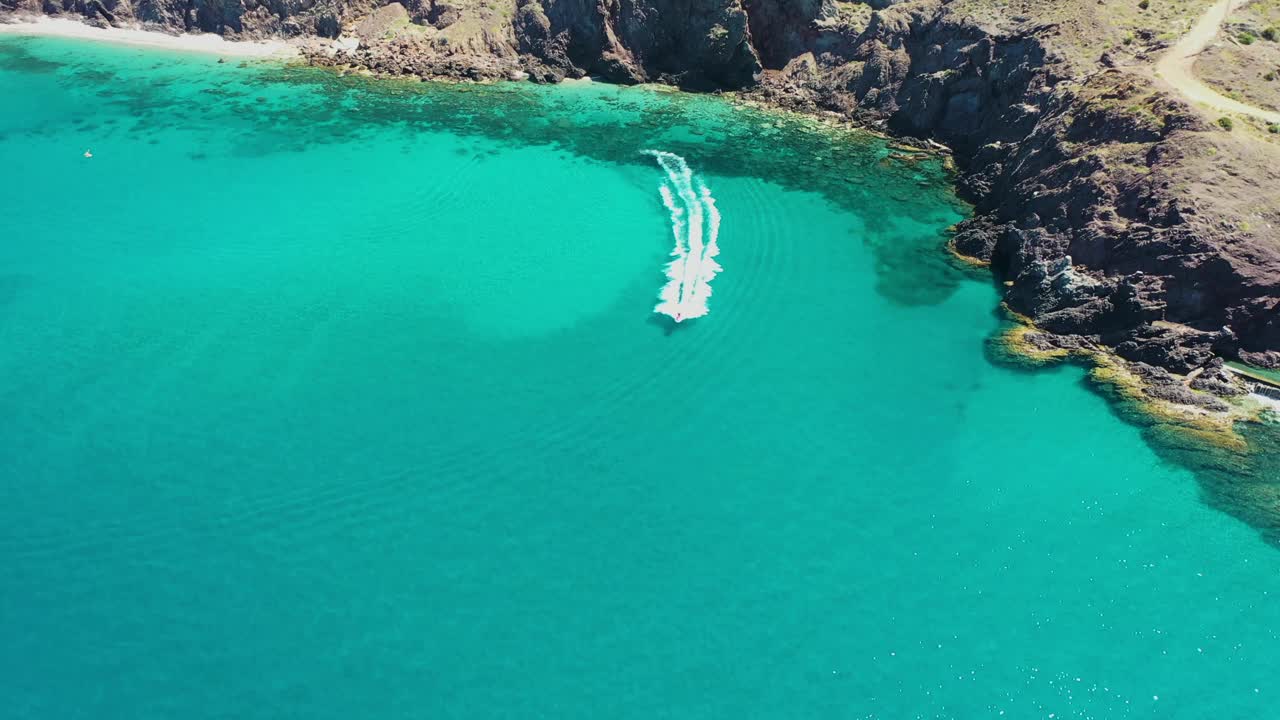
(1113, 324, 1224, 374)
(741, 0, 831, 69)
(518, 0, 763, 88)
(1190, 358, 1249, 398)
(950, 216, 1004, 264)
(1240, 350, 1280, 369)
(1130, 362, 1230, 412)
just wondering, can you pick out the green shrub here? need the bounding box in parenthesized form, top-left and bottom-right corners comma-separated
(1270, 124, 1280, 134)
(1263, 27, 1278, 41)
(1138, 0, 1149, 8)
(1266, 71, 1277, 81)
(1218, 116, 1235, 131)
(1123, 33, 1135, 45)
(1240, 32, 1256, 45)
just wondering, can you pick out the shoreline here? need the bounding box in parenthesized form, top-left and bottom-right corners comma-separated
(0, 15, 299, 58)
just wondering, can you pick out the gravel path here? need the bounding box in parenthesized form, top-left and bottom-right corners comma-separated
(1155, 0, 1280, 124)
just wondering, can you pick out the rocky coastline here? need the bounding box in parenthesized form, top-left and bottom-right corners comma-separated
(4, 1, 1278, 412)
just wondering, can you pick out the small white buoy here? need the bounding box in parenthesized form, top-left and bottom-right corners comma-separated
(83, 149, 93, 158)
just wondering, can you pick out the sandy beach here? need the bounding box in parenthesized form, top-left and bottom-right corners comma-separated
(0, 15, 299, 58)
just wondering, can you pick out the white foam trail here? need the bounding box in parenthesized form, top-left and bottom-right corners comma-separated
(643, 150, 722, 322)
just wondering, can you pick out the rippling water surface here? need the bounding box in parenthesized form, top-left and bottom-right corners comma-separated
(2, 35, 1279, 720)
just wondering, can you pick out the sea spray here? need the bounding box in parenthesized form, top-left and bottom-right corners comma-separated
(643, 150, 722, 322)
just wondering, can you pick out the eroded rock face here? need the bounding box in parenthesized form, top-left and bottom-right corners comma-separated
(1191, 358, 1249, 398)
(516, 0, 762, 88)
(740, 0, 832, 69)
(743, 1, 1280, 378)
(1131, 361, 1230, 412)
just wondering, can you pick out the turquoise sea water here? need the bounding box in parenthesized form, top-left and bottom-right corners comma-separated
(2, 35, 1279, 719)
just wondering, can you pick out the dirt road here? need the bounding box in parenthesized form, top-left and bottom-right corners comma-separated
(1155, 0, 1280, 125)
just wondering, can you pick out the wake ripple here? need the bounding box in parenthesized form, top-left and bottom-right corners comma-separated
(644, 150, 721, 322)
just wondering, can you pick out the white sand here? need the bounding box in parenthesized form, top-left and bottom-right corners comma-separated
(0, 15, 299, 58)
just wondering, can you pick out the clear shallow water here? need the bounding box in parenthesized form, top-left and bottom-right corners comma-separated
(2, 36, 1279, 720)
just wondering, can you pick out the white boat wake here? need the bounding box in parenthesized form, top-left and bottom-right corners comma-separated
(643, 150, 721, 323)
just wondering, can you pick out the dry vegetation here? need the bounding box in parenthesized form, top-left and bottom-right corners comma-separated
(949, 0, 1216, 68)
(350, 0, 515, 50)
(1194, 0, 1280, 118)
(820, 0, 874, 34)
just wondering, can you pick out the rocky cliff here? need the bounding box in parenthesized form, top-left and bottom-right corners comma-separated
(5, 0, 1279, 381)
(745, 0, 1280, 377)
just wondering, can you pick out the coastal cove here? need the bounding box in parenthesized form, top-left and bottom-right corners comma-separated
(3, 33, 1280, 720)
